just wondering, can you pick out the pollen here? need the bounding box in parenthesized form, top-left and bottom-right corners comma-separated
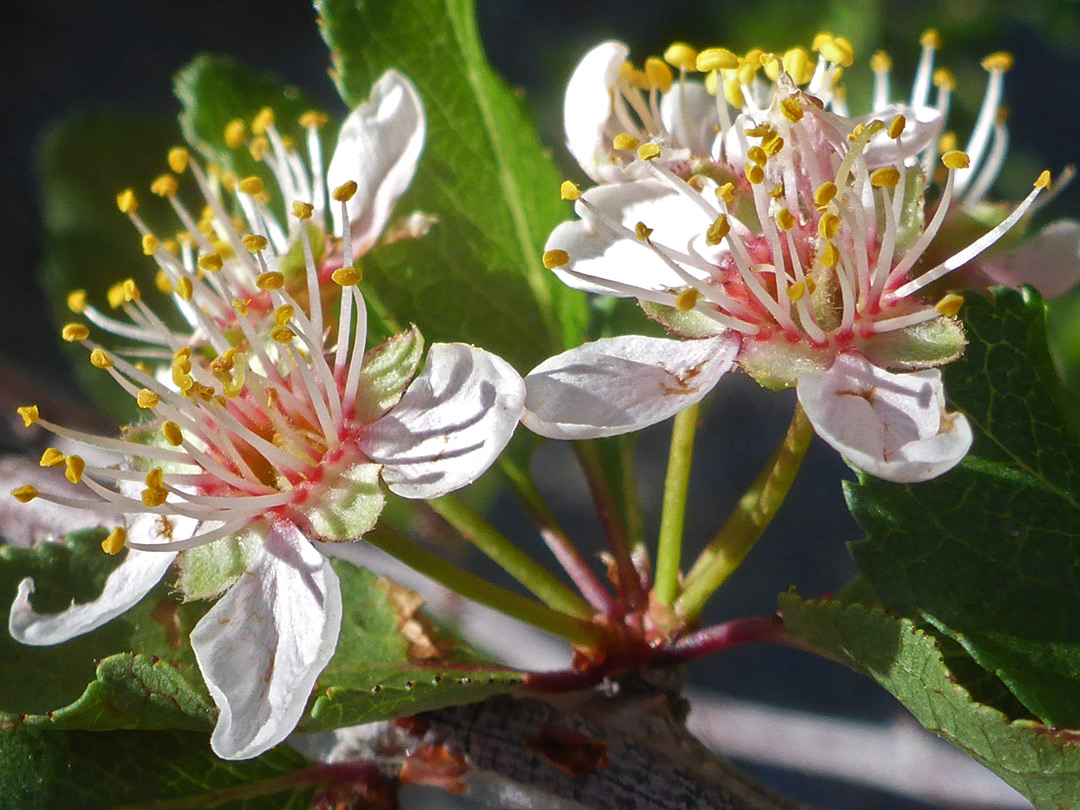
(101, 527, 127, 556)
(256, 271, 285, 291)
(39, 448, 65, 468)
(664, 42, 698, 71)
(224, 119, 247, 149)
(141, 487, 168, 508)
(817, 35, 854, 67)
(142, 234, 159, 255)
(1036, 170, 1052, 190)
(783, 48, 814, 84)
(17, 405, 38, 427)
(238, 176, 266, 196)
(676, 288, 699, 311)
(744, 163, 765, 185)
(233, 298, 250, 316)
(162, 421, 184, 447)
(644, 57, 673, 92)
(151, 174, 178, 197)
(613, 133, 640, 151)
(870, 51, 891, 72)
(814, 182, 838, 210)
(933, 68, 956, 91)
(706, 214, 730, 245)
(107, 283, 126, 309)
(249, 136, 271, 162)
(981, 51, 1014, 72)
(786, 280, 807, 301)
(11, 485, 39, 503)
(62, 323, 89, 342)
(116, 189, 138, 214)
(870, 167, 901, 188)
(251, 107, 275, 136)
(65, 455, 85, 485)
(136, 389, 160, 409)
(332, 180, 358, 202)
(67, 290, 86, 313)
(637, 143, 661, 161)
(747, 146, 768, 167)
(696, 48, 738, 72)
(818, 213, 841, 239)
(299, 110, 328, 129)
(90, 348, 112, 369)
(722, 77, 746, 109)
(776, 208, 796, 231)
(274, 305, 295, 325)
(560, 180, 581, 201)
(888, 114, 906, 140)
(167, 147, 189, 174)
(942, 150, 971, 170)
(155, 271, 173, 294)
(920, 29, 943, 50)
(935, 293, 965, 317)
(270, 325, 296, 344)
(715, 182, 735, 203)
(331, 267, 362, 286)
(242, 234, 269, 253)
(292, 201, 314, 219)
(175, 277, 193, 301)
(635, 222, 653, 241)
(198, 252, 224, 272)
(542, 249, 570, 269)
(780, 97, 803, 123)
(123, 279, 140, 302)
(820, 241, 840, 269)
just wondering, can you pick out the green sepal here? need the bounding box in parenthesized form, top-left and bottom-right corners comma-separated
(175, 532, 261, 601)
(737, 337, 828, 390)
(640, 300, 728, 339)
(862, 316, 966, 370)
(352, 326, 425, 423)
(301, 462, 385, 542)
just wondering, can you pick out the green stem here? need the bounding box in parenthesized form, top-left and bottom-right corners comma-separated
(653, 403, 700, 606)
(427, 495, 592, 620)
(675, 403, 813, 618)
(617, 434, 646, 553)
(364, 523, 601, 646)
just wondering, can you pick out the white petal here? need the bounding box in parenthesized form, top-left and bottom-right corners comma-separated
(547, 179, 713, 296)
(797, 353, 973, 483)
(522, 334, 737, 439)
(327, 70, 425, 256)
(9, 547, 175, 646)
(192, 520, 341, 760)
(361, 344, 525, 499)
(564, 41, 628, 183)
(660, 82, 719, 157)
(980, 219, 1080, 300)
(858, 103, 943, 167)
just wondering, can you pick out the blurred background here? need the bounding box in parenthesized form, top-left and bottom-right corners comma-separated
(3, 1, 1080, 807)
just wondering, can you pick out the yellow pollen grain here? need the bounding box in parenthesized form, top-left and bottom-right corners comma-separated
(256, 271, 285, 291)
(17, 405, 39, 427)
(62, 323, 89, 342)
(982, 51, 1014, 72)
(145, 468, 164, 490)
(11, 485, 39, 503)
(644, 57, 673, 92)
(39, 448, 65, 468)
(1036, 170, 1052, 190)
(141, 234, 160, 255)
(696, 48, 738, 72)
(242, 233, 269, 252)
(783, 48, 814, 84)
(942, 150, 971, 170)
(64, 455, 85, 485)
(238, 176, 265, 196)
(867, 119, 886, 137)
(224, 119, 247, 149)
(747, 146, 768, 167)
(870, 167, 901, 188)
(167, 147, 189, 174)
(821, 241, 840, 269)
(820, 36, 854, 67)
(635, 222, 653, 241)
(67, 289, 87, 313)
(613, 133, 640, 151)
(162, 421, 184, 447)
(292, 201, 314, 219)
(542, 249, 570, 270)
(664, 42, 698, 71)
(101, 527, 127, 556)
(637, 143, 661, 161)
(252, 107, 275, 135)
(706, 214, 730, 246)
(332, 180, 358, 202)
(270, 325, 296, 344)
(715, 182, 735, 203)
(818, 213, 841, 239)
(106, 283, 125, 310)
(249, 136, 270, 162)
(90, 348, 112, 369)
(935, 293, 965, 318)
(814, 181, 838, 209)
(116, 188, 137, 214)
(776, 208, 796, 231)
(761, 131, 784, 156)
(299, 110, 328, 129)
(921, 29, 942, 50)
(870, 51, 892, 72)
(560, 180, 581, 201)
(198, 252, 223, 272)
(933, 68, 956, 91)
(676, 288, 699, 311)
(768, 184, 784, 200)
(744, 162, 764, 185)
(175, 276, 193, 301)
(136, 389, 160, 409)
(155, 271, 173, 294)
(123, 279, 140, 302)
(274, 305, 295, 326)
(233, 298, 250, 316)
(141, 487, 168, 508)
(888, 114, 906, 140)
(780, 97, 803, 123)
(151, 174, 178, 198)
(331, 267, 363, 286)
(786, 280, 807, 302)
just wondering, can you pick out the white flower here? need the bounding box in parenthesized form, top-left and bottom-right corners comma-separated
(8, 71, 525, 760)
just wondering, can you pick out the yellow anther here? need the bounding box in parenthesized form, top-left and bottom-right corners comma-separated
(274, 305, 295, 326)
(141, 234, 159, 256)
(704, 69, 718, 96)
(1036, 170, 1052, 190)
(870, 51, 892, 72)
(209, 349, 235, 374)
(560, 181, 582, 202)
(155, 270, 173, 295)
(676, 288, 700, 311)
(62, 323, 89, 342)
(39, 448, 65, 468)
(542, 249, 570, 269)
(663, 42, 698, 71)
(920, 29, 942, 50)
(141, 487, 168, 508)
(136, 389, 160, 409)
(744, 162, 765, 185)
(90, 348, 112, 369)
(151, 174, 179, 198)
(776, 208, 796, 231)
(143, 468, 164, 490)
(715, 182, 735, 203)
(613, 133, 640, 151)
(67, 290, 87, 314)
(162, 422, 183, 449)
(242, 234, 269, 252)
(888, 114, 906, 140)
(256, 271, 285, 291)
(933, 68, 956, 91)
(818, 213, 841, 239)
(270, 325, 296, 344)
(696, 48, 739, 72)
(299, 110, 328, 129)
(233, 298, 250, 316)
(224, 119, 247, 149)
(116, 188, 138, 214)
(812, 32, 833, 52)
(866, 119, 886, 137)
(101, 527, 127, 556)
(820, 241, 840, 269)
(249, 136, 270, 162)
(17, 405, 39, 427)
(849, 123, 867, 143)
(163, 239, 179, 257)
(786, 280, 807, 302)
(637, 143, 661, 161)
(106, 283, 126, 310)
(333, 179, 359, 202)
(939, 133, 958, 155)
(331, 267, 363, 286)
(292, 200, 315, 219)
(123, 279, 140, 303)
(782, 48, 814, 85)
(818, 35, 854, 66)
(761, 130, 784, 156)
(768, 184, 784, 200)
(644, 57, 673, 92)
(736, 58, 758, 85)
(175, 276, 193, 302)
(814, 182, 838, 210)
(167, 147, 189, 174)
(12, 484, 39, 503)
(188, 381, 215, 402)
(64, 455, 85, 485)
(635, 222, 653, 241)
(982, 51, 1014, 72)
(266, 388, 279, 409)
(722, 77, 746, 109)
(780, 97, 803, 123)
(252, 107, 275, 135)
(870, 167, 901, 188)
(747, 146, 768, 167)
(942, 150, 971, 170)
(706, 214, 730, 246)
(761, 52, 782, 81)
(238, 176, 265, 196)
(198, 252, 224, 272)
(935, 293, 965, 318)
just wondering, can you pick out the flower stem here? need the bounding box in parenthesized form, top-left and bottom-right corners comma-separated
(675, 403, 813, 618)
(427, 495, 592, 620)
(653, 403, 700, 606)
(574, 440, 646, 610)
(364, 523, 602, 647)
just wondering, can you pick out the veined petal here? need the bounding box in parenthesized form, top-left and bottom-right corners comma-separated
(9, 546, 175, 645)
(797, 353, 972, 483)
(660, 82, 720, 157)
(327, 70, 425, 256)
(191, 519, 341, 760)
(361, 344, 525, 499)
(522, 334, 738, 439)
(857, 103, 943, 167)
(979, 219, 1080, 300)
(564, 41, 628, 182)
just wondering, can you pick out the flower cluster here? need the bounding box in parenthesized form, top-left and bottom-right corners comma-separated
(9, 71, 524, 759)
(527, 34, 1059, 482)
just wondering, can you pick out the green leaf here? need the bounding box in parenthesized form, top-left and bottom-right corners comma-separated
(302, 561, 522, 733)
(315, 0, 588, 371)
(847, 287, 1080, 727)
(0, 530, 214, 730)
(781, 594, 1080, 810)
(0, 725, 317, 810)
